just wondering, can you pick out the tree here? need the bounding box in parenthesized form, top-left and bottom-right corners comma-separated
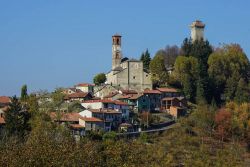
(20, 84, 28, 102)
(93, 73, 106, 85)
(149, 52, 168, 87)
(27, 94, 39, 113)
(4, 96, 31, 137)
(208, 44, 250, 104)
(51, 88, 65, 110)
(215, 108, 232, 142)
(140, 49, 151, 70)
(173, 56, 198, 102)
(164, 45, 180, 68)
(180, 38, 192, 56)
(234, 78, 250, 104)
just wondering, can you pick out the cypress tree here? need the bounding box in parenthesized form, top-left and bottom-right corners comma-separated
(5, 96, 31, 137)
(21, 84, 28, 102)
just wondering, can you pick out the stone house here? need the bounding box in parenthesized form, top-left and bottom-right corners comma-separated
(75, 83, 95, 94)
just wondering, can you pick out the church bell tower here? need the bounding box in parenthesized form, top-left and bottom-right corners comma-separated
(112, 34, 122, 70)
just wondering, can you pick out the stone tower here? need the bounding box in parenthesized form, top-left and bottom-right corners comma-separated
(190, 20, 205, 42)
(112, 34, 122, 70)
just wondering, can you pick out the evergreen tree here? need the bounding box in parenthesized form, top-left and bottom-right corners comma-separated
(180, 38, 213, 103)
(4, 96, 31, 137)
(140, 49, 151, 70)
(21, 84, 28, 101)
(181, 38, 192, 56)
(183, 75, 196, 103)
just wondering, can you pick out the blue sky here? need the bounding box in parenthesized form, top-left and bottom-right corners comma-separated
(1, 0, 250, 96)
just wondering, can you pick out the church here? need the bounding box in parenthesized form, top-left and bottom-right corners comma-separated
(106, 34, 152, 91)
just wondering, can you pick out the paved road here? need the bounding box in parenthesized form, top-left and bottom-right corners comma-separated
(117, 122, 176, 138)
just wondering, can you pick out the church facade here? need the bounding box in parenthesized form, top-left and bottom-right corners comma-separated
(106, 34, 152, 91)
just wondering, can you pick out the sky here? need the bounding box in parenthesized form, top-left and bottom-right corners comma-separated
(1, 0, 250, 96)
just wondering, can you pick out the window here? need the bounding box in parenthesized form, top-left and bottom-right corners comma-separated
(133, 76, 136, 79)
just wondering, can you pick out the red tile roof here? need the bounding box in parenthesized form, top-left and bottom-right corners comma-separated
(118, 95, 133, 100)
(143, 89, 162, 94)
(80, 117, 102, 122)
(157, 88, 178, 93)
(76, 83, 95, 87)
(0, 96, 11, 104)
(67, 92, 91, 98)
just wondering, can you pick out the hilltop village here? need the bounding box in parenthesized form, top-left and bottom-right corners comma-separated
(1, 19, 250, 166)
(0, 21, 207, 135)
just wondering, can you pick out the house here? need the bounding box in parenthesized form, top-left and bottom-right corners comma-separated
(0, 96, 11, 108)
(79, 109, 122, 131)
(78, 116, 103, 131)
(156, 88, 181, 98)
(161, 97, 187, 118)
(143, 89, 162, 112)
(50, 112, 103, 136)
(63, 88, 82, 95)
(64, 92, 93, 102)
(75, 83, 95, 94)
(169, 106, 186, 118)
(81, 99, 130, 120)
(118, 94, 148, 113)
(161, 97, 188, 111)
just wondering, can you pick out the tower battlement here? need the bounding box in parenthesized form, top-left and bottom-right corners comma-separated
(190, 20, 205, 42)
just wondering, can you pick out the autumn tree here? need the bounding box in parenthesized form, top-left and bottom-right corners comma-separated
(215, 108, 232, 142)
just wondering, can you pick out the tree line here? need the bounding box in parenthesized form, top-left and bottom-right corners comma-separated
(143, 38, 250, 105)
